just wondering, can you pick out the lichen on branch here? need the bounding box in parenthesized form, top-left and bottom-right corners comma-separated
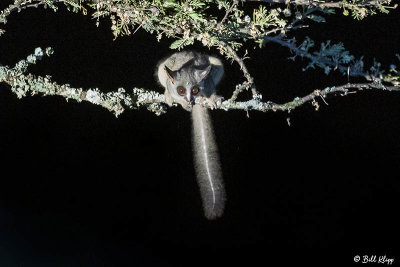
(0, 48, 166, 116)
(0, 0, 399, 116)
(1, 47, 399, 117)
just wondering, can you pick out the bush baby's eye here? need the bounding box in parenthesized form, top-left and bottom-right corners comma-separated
(177, 87, 186, 96)
(192, 87, 199, 95)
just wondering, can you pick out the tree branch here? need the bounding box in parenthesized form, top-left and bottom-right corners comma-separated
(0, 0, 61, 25)
(1, 48, 399, 118)
(1, 2, 399, 117)
(223, 82, 400, 112)
(0, 48, 166, 116)
(241, 0, 391, 9)
(217, 0, 239, 30)
(219, 40, 257, 101)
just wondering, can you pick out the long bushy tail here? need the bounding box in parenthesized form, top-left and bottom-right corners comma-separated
(191, 104, 226, 220)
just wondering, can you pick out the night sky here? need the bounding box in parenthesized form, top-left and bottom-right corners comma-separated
(1, 1, 400, 266)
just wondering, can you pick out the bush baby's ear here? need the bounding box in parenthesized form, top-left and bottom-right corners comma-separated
(196, 64, 212, 81)
(164, 66, 177, 83)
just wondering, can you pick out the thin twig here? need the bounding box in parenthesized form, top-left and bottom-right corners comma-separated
(219, 41, 256, 101)
(223, 82, 400, 112)
(217, 0, 239, 29)
(241, 0, 390, 9)
(0, 0, 66, 24)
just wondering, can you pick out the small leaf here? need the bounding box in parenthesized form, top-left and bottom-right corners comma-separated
(256, 38, 264, 48)
(163, 0, 179, 8)
(307, 14, 326, 23)
(65, 0, 80, 9)
(169, 39, 186, 49)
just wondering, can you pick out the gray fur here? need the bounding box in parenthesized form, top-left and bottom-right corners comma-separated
(156, 51, 226, 219)
(192, 105, 226, 220)
(157, 51, 224, 111)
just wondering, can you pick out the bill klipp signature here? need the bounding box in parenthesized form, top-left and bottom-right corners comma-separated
(354, 255, 394, 265)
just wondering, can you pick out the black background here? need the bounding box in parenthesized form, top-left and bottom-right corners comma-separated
(1, 1, 399, 266)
